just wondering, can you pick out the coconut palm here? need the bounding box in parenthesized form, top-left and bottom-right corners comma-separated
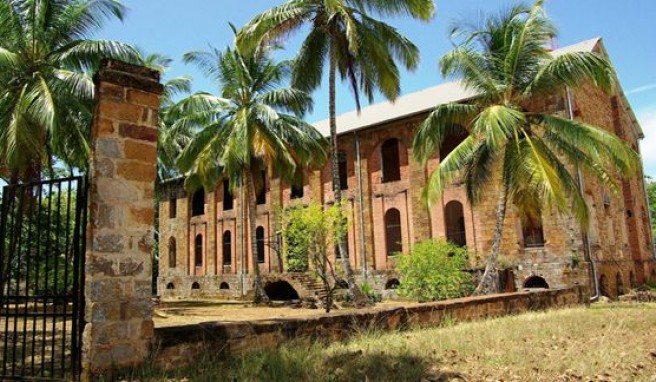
(413, 0, 639, 295)
(176, 39, 328, 303)
(0, 0, 140, 183)
(238, 0, 435, 304)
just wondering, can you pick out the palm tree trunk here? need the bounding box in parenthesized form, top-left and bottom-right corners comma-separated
(329, 40, 368, 307)
(246, 170, 269, 303)
(473, 182, 508, 296)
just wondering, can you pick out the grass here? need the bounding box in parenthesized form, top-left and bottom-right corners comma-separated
(130, 303, 656, 381)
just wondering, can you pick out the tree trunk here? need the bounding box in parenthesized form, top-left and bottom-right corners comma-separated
(473, 183, 509, 296)
(329, 40, 368, 307)
(246, 170, 269, 303)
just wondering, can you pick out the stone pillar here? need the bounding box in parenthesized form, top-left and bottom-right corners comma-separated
(83, 60, 163, 378)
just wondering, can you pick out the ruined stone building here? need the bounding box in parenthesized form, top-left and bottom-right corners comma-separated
(157, 38, 656, 300)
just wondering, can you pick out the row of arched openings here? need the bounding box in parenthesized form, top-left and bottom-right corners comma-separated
(169, 226, 267, 270)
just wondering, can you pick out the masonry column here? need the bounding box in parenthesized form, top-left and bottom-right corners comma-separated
(83, 59, 163, 378)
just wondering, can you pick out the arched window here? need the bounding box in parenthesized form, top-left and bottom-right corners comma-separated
(166, 283, 175, 290)
(444, 201, 466, 246)
(191, 282, 200, 290)
(630, 271, 636, 288)
(256, 171, 267, 205)
(169, 198, 177, 219)
(194, 234, 203, 267)
(192, 189, 205, 216)
(338, 151, 348, 190)
(385, 208, 402, 256)
(522, 213, 545, 248)
(291, 173, 304, 199)
(220, 282, 230, 290)
(223, 231, 232, 266)
(223, 180, 233, 211)
(256, 226, 265, 263)
(168, 237, 177, 268)
(381, 139, 401, 183)
(439, 126, 468, 160)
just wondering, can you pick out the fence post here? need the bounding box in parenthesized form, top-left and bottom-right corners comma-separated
(82, 59, 163, 379)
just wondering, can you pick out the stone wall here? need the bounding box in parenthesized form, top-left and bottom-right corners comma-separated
(83, 60, 162, 379)
(153, 286, 588, 369)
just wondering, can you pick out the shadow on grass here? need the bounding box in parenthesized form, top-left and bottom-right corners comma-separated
(123, 341, 469, 382)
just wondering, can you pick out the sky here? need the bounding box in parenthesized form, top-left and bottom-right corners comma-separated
(98, 0, 656, 175)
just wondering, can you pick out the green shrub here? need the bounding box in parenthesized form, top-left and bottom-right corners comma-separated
(397, 240, 474, 302)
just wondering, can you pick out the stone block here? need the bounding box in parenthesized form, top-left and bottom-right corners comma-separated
(119, 258, 145, 277)
(117, 160, 156, 182)
(129, 206, 154, 226)
(118, 123, 157, 142)
(93, 234, 124, 253)
(127, 89, 160, 108)
(125, 140, 157, 163)
(95, 158, 115, 178)
(99, 83, 125, 101)
(96, 138, 121, 159)
(100, 100, 143, 122)
(95, 178, 141, 202)
(120, 299, 153, 320)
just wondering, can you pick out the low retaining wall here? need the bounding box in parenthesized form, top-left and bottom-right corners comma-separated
(153, 286, 588, 369)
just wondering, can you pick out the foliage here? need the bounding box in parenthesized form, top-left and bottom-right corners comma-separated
(176, 33, 327, 302)
(412, 0, 639, 295)
(359, 282, 382, 303)
(1, 187, 82, 297)
(0, 0, 140, 183)
(280, 202, 348, 311)
(396, 240, 473, 302)
(238, 0, 435, 306)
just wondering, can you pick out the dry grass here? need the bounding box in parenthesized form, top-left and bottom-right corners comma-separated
(135, 303, 656, 382)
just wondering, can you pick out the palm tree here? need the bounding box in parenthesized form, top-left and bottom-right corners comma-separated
(0, 0, 140, 184)
(176, 39, 328, 303)
(238, 0, 435, 304)
(413, 0, 639, 295)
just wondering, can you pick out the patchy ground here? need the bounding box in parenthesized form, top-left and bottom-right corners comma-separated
(154, 300, 421, 327)
(139, 302, 656, 381)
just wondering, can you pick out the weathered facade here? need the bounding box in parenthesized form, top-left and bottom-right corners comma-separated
(157, 38, 656, 300)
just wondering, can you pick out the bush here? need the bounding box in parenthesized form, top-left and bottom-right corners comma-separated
(397, 240, 474, 302)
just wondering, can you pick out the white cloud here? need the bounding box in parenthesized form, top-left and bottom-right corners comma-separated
(627, 83, 656, 95)
(637, 106, 656, 177)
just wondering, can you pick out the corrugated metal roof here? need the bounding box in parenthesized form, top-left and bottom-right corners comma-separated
(313, 37, 603, 136)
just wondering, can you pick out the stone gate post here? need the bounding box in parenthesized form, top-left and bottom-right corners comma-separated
(82, 59, 163, 379)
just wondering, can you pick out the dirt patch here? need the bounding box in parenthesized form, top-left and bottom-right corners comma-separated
(154, 300, 420, 328)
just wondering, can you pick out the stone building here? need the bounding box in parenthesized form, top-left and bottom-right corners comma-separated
(157, 38, 656, 300)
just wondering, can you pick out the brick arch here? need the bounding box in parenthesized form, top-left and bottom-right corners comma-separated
(262, 274, 315, 300)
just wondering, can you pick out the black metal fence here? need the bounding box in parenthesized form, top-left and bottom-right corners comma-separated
(0, 176, 87, 381)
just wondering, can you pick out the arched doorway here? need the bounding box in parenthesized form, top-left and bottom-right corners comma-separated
(444, 201, 466, 246)
(191, 282, 200, 290)
(523, 276, 549, 289)
(599, 275, 610, 297)
(385, 279, 400, 290)
(629, 271, 636, 289)
(220, 282, 230, 290)
(264, 281, 300, 300)
(616, 272, 624, 296)
(385, 208, 403, 256)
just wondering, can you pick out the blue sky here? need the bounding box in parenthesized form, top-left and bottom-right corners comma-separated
(99, 0, 656, 175)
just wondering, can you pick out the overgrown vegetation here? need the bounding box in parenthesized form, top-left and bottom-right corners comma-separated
(130, 304, 656, 381)
(397, 240, 474, 302)
(280, 202, 348, 311)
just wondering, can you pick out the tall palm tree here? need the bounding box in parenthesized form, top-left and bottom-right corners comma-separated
(0, 0, 140, 183)
(413, 0, 639, 295)
(238, 0, 435, 304)
(176, 38, 328, 303)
